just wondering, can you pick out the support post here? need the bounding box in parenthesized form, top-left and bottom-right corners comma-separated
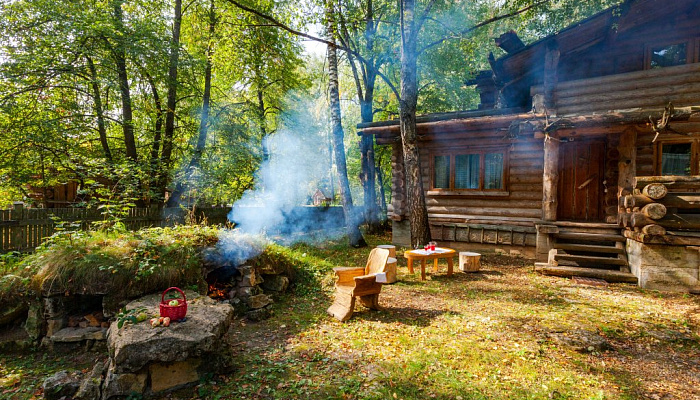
(542, 136, 559, 222)
(539, 137, 560, 263)
(617, 128, 637, 217)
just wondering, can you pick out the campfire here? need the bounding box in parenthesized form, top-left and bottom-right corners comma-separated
(207, 282, 233, 301)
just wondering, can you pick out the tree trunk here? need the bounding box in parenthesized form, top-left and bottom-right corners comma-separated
(399, 0, 430, 247)
(159, 0, 183, 197)
(257, 85, 270, 162)
(167, 0, 214, 207)
(112, 0, 137, 161)
(86, 55, 112, 162)
(145, 72, 164, 200)
(327, 5, 366, 248)
(375, 146, 388, 218)
(359, 98, 380, 232)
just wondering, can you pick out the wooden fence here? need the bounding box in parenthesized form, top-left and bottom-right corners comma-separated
(0, 203, 231, 253)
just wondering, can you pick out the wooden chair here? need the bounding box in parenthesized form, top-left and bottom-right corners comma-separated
(327, 248, 390, 322)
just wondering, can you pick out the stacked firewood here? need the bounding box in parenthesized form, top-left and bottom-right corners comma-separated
(619, 176, 700, 235)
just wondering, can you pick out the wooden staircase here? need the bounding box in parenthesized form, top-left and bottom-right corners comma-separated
(535, 223, 638, 283)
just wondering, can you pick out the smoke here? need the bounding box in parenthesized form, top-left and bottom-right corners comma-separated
(223, 94, 345, 248)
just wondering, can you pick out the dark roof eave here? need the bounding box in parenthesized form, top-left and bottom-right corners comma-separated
(356, 107, 527, 133)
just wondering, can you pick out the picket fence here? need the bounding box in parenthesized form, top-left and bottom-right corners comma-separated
(0, 203, 231, 253)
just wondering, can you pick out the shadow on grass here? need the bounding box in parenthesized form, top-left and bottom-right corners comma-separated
(357, 306, 457, 326)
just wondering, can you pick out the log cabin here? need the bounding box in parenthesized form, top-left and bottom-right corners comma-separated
(358, 0, 700, 292)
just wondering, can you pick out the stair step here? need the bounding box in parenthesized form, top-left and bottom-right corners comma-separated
(555, 243, 625, 254)
(554, 254, 627, 266)
(535, 264, 638, 284)
(555, 232, 625, 243)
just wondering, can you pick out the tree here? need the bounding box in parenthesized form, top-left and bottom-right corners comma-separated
(326, 1, 367, 247)
(167, 0, 216, 207)
(336, 0, 398, 232)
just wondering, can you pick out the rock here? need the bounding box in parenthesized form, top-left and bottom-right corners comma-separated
(46, 318, 66, 337)
(261, 275, 289, 292)
(102, 366, 147, 400)
(43, 297, 65, 319)
(85, 312, 103, 327)
(548, 329, 612, 353)
(238, 268, 263, 287)
(75, 359, 108, 400)
(50, 327, 107, 343)
(107, 291, 235, 373)
(237, 265, 254, 275)
(246, 307, 272, 321)
(234, 286, 261, 299)
(247, 294, 271, 309)
(24, 300, 44, 341)
(256, 260, 292, 276)
(149, 359, 201, 393)
(43, 370, 82, 400)
(0, 301, 28, 326)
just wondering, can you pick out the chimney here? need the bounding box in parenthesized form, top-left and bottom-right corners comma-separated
(495, 30, 525, 54)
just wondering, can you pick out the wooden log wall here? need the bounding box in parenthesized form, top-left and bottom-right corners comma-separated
(523, 8, 700, 116)
(619, 176, 700, 239)
(554, 63, 700, 116)
(417, 116, 543, 236)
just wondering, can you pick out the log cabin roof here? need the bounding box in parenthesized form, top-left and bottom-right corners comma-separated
(360, 106, 700, 145)
(359, 0, 700, 137)
(493, 0, 700, 91)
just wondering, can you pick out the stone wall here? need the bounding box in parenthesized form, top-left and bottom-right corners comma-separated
(627, 239, 700, 292)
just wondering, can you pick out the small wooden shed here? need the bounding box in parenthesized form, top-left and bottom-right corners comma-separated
(312, 189, 332, 206)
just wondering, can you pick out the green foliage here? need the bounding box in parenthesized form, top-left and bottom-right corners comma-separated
(115, 306, 150, 329)
(25, 225, 220, 301)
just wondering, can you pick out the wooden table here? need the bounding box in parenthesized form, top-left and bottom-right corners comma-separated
(403, 248, 456, 281)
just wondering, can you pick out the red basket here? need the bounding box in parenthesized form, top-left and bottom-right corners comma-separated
(159, 287, 188, 321)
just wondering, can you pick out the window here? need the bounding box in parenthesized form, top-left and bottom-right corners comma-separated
(431, 147, 507, 192)
(646, 39, 697, 69)
(650, 43, 687, 69)
(656, 140, 699, 176)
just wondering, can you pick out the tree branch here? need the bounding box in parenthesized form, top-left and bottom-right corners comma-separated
(418, 0, 550, 55)
(223, 0, 400, 99)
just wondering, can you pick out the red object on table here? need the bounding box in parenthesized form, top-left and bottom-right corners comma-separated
(159, 287, 188, 321)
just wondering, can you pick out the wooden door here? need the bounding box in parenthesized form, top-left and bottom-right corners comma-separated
(557, 139, 606, 221)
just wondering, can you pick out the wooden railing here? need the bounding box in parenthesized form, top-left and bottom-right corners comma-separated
(0, 203, 231, 253)
(619, 176, 700, 242)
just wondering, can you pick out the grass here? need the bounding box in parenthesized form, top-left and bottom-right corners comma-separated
(201, 233, 700, 400)
(1, 230, 700, 399)
(0, 225, 224, 310)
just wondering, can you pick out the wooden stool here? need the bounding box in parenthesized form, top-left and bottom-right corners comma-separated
(385, 257, 398, 284)
(376, 245, 396, 258)
(459, 252, 481, 272)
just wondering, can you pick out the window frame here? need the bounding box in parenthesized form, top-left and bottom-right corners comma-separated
(654, 138, 700, 176)
(645, 39, 698, 70)
(429, 146, 509, 195)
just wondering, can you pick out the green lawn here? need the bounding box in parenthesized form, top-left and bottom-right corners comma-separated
(1, 232, 699, 400)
